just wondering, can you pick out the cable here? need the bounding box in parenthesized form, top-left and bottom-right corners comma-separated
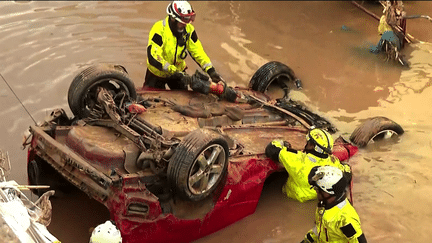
(0, 73, 37, 125)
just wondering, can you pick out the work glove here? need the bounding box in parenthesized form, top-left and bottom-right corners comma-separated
(171, 72, 192, 85)
(190, 70, 211, 94)
(221, 86, 238, 102)
(272, 140, 291, 149)
(283, 140, 292, 149)
(207, 67, 223, 83)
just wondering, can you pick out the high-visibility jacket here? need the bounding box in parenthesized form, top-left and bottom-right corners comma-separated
(267, 140, 351, 203)
(147, 16, 213, 78)
(378, 15, 393, 35)
(304, 199, 367, 243)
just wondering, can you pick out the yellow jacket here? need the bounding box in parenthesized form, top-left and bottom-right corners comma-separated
(305, 199, 366, 243)
(147, 16, 213, 78)
(378, 15, 393, 35)
(270, 141, 350, 203)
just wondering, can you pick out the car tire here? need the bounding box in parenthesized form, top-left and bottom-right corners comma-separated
(248, 61, 299, 93)
(27, 156, 75, 196)
(349, 116, 404, 148)
(167, 129, 229, 201)
(68, 64, 137, 119)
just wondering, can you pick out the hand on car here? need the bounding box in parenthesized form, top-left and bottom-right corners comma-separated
(283, 140, 292, 149)
(273, 140, 291, 149)
(207, 67, 223, 83)
(171, 72, 192, 85)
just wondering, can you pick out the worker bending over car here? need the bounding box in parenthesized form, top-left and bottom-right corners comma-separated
(144, 1, 223, 92)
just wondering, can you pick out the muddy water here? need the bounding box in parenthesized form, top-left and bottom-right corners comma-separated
(1, 1, 432, 242)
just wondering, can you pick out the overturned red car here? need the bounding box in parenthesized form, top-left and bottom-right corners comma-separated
(24, 61, 403, 242)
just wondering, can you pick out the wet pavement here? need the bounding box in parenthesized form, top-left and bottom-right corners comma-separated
(1, 1, 432, 242)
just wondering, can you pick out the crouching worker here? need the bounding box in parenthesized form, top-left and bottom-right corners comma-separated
(301, 166, 367, 243)
(144, 1, 223, 90)
(265, 127, 351, 203)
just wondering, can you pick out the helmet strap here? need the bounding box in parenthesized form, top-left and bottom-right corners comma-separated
(168, 17, 186, 37)
(321, 191, 347, 209)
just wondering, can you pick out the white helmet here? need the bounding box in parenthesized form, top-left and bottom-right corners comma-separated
(89, 220, 122, 243)
(166, 1, 196, 24)
(308, 166, 346, 195)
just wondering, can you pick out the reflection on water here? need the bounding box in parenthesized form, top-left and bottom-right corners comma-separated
(0, 1, 432, 243)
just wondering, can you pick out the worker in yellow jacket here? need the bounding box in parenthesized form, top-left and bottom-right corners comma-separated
(265, 128, 351, 203)
(301, 166, 367, 243)
(144, 1, 222, 90)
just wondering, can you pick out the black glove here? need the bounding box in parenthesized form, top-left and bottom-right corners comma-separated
(207, 67, 222, 82)
(283, 141, 292, 149)
(170, 72, 191, 85)
(222, 86, 237, 102)
(190, 71, 211, 94)
(265, 142, 282, 163)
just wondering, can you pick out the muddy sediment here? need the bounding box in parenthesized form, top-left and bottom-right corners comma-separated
(0, 1, 431, 242)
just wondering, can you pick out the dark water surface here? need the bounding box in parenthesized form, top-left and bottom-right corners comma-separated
(1, 1, 432, 242)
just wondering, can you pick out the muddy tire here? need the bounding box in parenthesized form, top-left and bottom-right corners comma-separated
(27, 156, 75, 196)
(68, 64, 136, 119)
(249, 61, 299, 92)
(349, 116, 404, 148)
(167, 129, 229, 201)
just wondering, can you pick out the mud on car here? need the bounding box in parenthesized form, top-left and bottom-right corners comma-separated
(24, 61, 404, 243)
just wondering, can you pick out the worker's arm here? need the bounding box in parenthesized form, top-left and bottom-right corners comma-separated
(185, 26, 223, 81)
(265, 140, 297, 163)
(147, 21, 178, 75)
(338, 214, 367, 243)
(300, 227, 318, 243)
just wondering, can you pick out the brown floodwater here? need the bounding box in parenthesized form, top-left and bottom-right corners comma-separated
(1, 1, 432, 242)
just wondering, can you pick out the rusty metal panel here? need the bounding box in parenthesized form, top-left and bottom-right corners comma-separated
(30, 125, 114, 201)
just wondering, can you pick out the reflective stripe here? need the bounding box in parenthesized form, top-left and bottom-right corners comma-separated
(336, 199, 347, 209)
(202, 62, 212, 71)
(307, 155, 317, 163)
(163, 62, 170, 72)
(312, 226, 318, 236)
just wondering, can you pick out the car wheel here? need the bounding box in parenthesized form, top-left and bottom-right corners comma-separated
(27, 156, 75, 197)
(167, 129, 229, 201)
(349, 116, 404, 148)
(248, 61, 299, 93)
(68, 64, 137, 119)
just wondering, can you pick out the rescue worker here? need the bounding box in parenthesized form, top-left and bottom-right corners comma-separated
(369, 1, 432, 53)
(370, 0, 432, 55)
(89, 220, 122, 243)
(265, 127, 351, 203)
(369, 1, 405, 54)
(144, 1, 223, 90)
(301, 166, 367, 243)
